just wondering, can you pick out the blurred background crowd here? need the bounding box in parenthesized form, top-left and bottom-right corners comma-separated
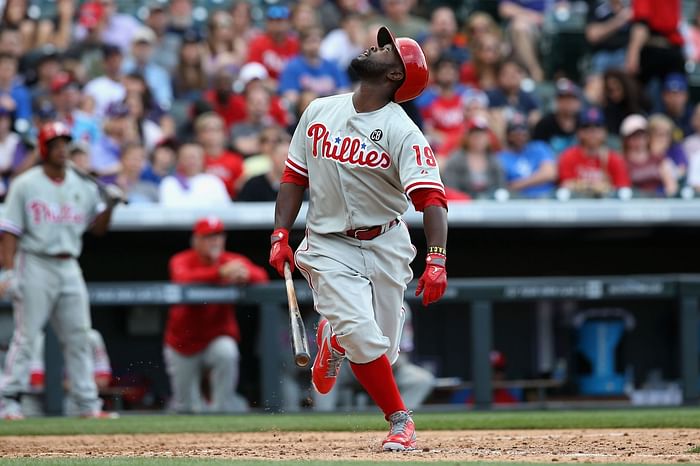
(0, 0, 699, 203)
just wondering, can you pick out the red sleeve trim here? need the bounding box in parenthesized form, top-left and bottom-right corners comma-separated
(405, 180, 445, 195)
(281, 165, 309, 187)
(285, 158, 308, 176)
(409, 188, 448, 212)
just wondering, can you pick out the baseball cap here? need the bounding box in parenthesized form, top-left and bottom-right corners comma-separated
(132, 26, 157, 45)
(465, 116, 489, 132)
(79, 1, 105, 29)
(506, 112, 529, 133)
(663, 73, 687, 93)
(266, 5, 290, 20)
(105, 101, 130, 118)
(577, 107, 605, 129)
(237, 62, 269, 88)
(555, 78, 579, 98)
(193, 216, 225, 236)
(620, 114, 648, 137)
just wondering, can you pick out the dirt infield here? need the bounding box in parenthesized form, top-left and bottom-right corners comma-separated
(2, 429, 699, 463)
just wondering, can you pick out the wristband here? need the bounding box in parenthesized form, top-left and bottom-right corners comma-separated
(427, 246, 446, 256)
(426, 252, 446, 267)
(271, 228, 289, 244)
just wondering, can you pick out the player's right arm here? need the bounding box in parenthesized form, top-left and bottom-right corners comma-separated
(270, 103, 311, 277)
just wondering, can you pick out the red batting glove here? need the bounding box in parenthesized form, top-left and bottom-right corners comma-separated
(269, 228, 294, 277)
(415, 253, 447, 306)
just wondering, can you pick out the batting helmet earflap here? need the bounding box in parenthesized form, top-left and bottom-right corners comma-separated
(38, 121, 72, 159)
(377, 26, 429, 103)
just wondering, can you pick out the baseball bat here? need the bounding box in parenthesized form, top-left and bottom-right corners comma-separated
(284, 262, 310, 367)
(68, 162, 129, 205)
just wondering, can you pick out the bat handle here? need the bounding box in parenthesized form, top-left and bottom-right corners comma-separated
(283, 262, 293, 282)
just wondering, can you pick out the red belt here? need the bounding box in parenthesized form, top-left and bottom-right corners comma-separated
(346, 218, 399, 241)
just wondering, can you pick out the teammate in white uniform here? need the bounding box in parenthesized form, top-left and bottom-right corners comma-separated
(269, 26, 448, 451)
(0, 122, 119, 420)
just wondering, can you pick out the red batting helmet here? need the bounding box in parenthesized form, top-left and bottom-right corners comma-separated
(377, 26, 429, 103)
(38, 121, 72, 159)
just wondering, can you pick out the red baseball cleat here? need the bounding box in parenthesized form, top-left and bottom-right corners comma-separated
(311, 319, 345, 394)
(382, 410, 417, 451)
(80, 411, 120, 419)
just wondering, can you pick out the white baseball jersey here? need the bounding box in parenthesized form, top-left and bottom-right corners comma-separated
(0, 167, 105, 257)
(286, 93, 444, 234)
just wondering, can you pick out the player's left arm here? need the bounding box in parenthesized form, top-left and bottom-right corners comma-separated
(89, 204, 115, 236)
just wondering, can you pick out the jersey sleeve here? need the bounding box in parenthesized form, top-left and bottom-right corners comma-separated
(0, 178, 26, 236)
(285, 105, 310, 179)
(397, 130, 445, 196)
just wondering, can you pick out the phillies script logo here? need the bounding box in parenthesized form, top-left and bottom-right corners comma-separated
(307, 123, 391, 169)
(27, 200, 86, 225)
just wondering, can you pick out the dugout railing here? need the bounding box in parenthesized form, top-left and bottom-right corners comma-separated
(24, 274, 700, 414)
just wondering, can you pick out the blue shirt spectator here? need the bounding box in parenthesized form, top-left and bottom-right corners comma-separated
(498, 114, 557, 198)
(486, 60, 539, 119)
(122, 27, 173, 110)
(0, 53, 31, 128)
(278, 27, 350, 110)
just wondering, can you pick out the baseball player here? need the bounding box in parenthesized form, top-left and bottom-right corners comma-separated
(0, 121, 121, 420)
(269, 26, 448, 451)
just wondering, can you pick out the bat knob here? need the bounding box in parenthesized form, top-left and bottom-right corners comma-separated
(295, 352, 311, 368)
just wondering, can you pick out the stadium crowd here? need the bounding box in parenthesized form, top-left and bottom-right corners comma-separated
(0, 0, 698, 203)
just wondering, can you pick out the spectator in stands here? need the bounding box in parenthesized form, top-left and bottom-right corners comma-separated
(75, 0, 141, 54)
(49, 72, 101, 148)
(660, 73, 692, 138)
(585, 0, 632, 75)
(532, 78, 582, 156)
(167, 0, 195, 36)
(460, 30, 503, 90)
(460, 88, 503, 153)
(142, 138, 176, 184)
(648, 113, 687, 179)
(290, 2, 320, 33)
(378, 0, 429, 39)
(498, 0, 546, 82)
(498, 113, 557, 198)
(195, 112, 244, 199)
(234, 63, 289, 129)
(113, 143, 158, 203)
(159, 142, 230, 207)
(173, 29, 206, 103)
(0, 52, 31, 131)
(625, 0, 684, 87)
(203, 11, 244, 80)
(421, 7, 468, 65)
(559, 107, 630, 197)
(123, 72, 175, 140)
(124, 91, 164, 153)
(237, 140, 289, 202)
(28, 49, 62, 109)
(241, 125, 290, 181)
(0, 26, 25, 61)
(420, 56, 469, 157)
(620, 114, 677, 197)
(122, 27, 173, 111)
(69, 142, 91, 173)
(320, 14, 366, 73)
(165, 216, 268, 413)
(91, 101, 137, 178)
(443, 116, 505, 198)
(247, 5, 299, 81)
(144, 1, 180, 74)
(279, 26, 350, 111)
(1, 0, 60, 52)
(601, 69, 647, 136)
(230, 1, 260, 42)
(230, 87, 275, 159)
(685, 104, 700, 192)
(0, 100, 28, 197)
(84, 44, 125, 119)
(66, 2, 109, 82)
(487, 59, 540, 124)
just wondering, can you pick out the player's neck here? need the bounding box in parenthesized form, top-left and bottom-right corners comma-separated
(352, 86, 391, 113)
(43, 163, 66, 181)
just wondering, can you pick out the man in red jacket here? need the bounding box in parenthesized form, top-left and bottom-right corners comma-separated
(164, 216, 268, 413)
